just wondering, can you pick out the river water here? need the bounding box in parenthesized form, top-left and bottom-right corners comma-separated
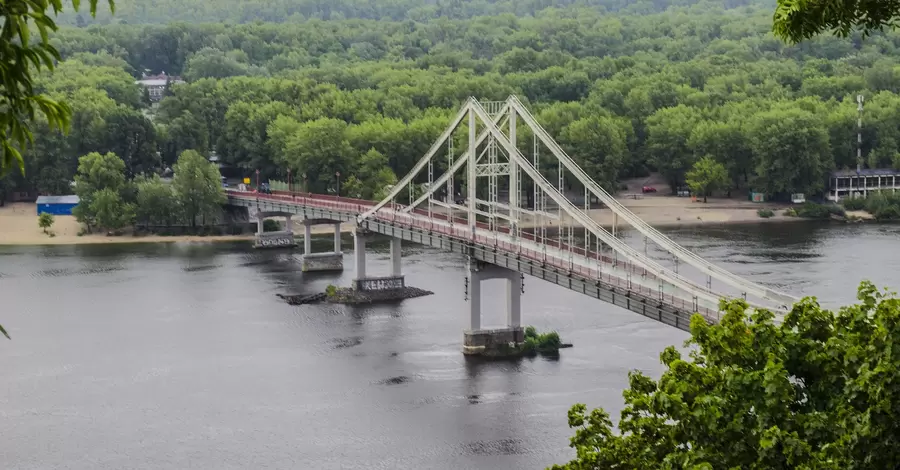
(2, 221, 898, 469)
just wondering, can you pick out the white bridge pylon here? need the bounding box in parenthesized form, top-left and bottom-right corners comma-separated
(359, 96, 798, 313)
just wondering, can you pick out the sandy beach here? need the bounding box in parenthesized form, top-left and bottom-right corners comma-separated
(0, 203, 353, 246)
(528, 194, 801, 229)
(0, 186, 800, 246)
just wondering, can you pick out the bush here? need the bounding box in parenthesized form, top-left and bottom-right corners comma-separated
(523, 325, 562, 352)
(325, 284, 338, 297)
(783, 208, 798, 217)
(841, 197, 867, 211)
(38, 213, 55, 233)
(795, 201, 845, 219)
(757, 209, 774, 218)
(263, 219, 280, 232)
(864, 191, 900, 220)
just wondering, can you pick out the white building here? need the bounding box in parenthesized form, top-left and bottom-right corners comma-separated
(828, 169, 900, 201)
(135, 72, 184, 102)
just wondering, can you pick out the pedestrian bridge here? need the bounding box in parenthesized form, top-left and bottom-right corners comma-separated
(226, 96, 797, 353)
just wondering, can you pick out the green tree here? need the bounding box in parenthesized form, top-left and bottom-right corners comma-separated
(135, 173, 178, 227)
(0, 0, 113, 177)
(342, 148, 397, 199)
(748, 106, 831, 196)
(90, 187, 135, 232)
(551, 281, 900, 470)
(159, 111, 208, 165)
(774, 0, 900, 43)
(688, 119, 753, 195)
(282, 118, 356, 194)
(183, 47, 255, 81)
(645, 105, 705, 192)
(171, 149, 225, 228)
(216, 100, 292, 178)
(560, 116, 629, 190)
(685, 156, 729, 202)
(38, 212, 55, 234)
(102, 107, 159, 177)
(72, 151, 128, 229)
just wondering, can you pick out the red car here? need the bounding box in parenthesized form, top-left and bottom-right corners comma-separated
(641, 186, 657, 193)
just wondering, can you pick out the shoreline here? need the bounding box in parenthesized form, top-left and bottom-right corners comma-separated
(0, 203, 357, 247)
(0, 198, 862, 247)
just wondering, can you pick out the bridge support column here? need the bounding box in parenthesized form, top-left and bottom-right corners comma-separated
(463, 258, 525, 357)
(390, 237, 402, 277)
(334, 223, 342, 253)
(254, 212, 296, 249)
(300, 219, 343, 272)
(352, 230, 405, 291)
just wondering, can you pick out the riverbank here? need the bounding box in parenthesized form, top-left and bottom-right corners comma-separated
(0, 203, 353, 246)
(517, 194, 803, 229)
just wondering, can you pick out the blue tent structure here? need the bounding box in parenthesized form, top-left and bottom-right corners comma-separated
(36, 195, 79, 216)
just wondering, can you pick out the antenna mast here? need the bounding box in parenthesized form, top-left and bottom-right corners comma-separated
(857, 94, 864, 173)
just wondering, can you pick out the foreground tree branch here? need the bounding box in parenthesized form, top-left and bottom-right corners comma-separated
(551, 281, 900, 469)
(774, 0, 900, 43)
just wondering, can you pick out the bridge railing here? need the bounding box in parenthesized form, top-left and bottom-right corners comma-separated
(228, 189, 720, 322)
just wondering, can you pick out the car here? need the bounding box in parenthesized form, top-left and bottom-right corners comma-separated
(641, 186, 657, 193)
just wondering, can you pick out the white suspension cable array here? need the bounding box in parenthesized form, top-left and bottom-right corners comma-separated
(506, 95, 797, 307)
(360, 95, 795, 313)
(465, 99, 762, 311)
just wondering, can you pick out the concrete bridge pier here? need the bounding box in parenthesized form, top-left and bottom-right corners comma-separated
(463, 258, 524, 356)
(300, 220, 343, 272)
(254, 212, 297, 249)
(352, 230, 405, 291)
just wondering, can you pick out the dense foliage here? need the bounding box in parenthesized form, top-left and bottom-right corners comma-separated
(842, 191, 900, 220)
(6, 0, 900, 203)
(774, 0, 900, 43)
(551, 281, 900, 469)
(73, 149, 225, 233)
(0, 0, 112, 177)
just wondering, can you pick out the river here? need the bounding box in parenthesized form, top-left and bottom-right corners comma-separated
(1, 221, 898, 469)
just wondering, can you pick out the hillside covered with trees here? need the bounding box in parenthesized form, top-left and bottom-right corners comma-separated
(4, 0, 900, 203)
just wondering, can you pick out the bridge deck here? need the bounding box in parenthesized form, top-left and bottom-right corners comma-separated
(228, 190, 725, 329)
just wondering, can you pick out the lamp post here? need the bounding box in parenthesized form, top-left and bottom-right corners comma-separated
(336, 171, 341, 197)
(255, 169, 260, 192)
(302, 173, 308, 193)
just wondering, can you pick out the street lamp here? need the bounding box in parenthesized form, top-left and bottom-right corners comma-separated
(336, 171, 341, 197)
(302, 173, 308, 193)
(255, 169, 260, 191)
(287, 169, 292, 193)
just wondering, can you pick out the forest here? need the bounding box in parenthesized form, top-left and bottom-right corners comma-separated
(3, 0, 900, 203)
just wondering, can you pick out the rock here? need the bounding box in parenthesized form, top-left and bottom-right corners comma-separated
(276, 292, 326, 305)
(324, 286, 434, 305)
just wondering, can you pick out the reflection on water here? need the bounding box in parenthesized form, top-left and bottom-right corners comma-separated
(1, 223, 898, 469)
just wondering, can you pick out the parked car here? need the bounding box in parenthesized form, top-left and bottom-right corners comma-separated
(641, 186, 657, 193)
